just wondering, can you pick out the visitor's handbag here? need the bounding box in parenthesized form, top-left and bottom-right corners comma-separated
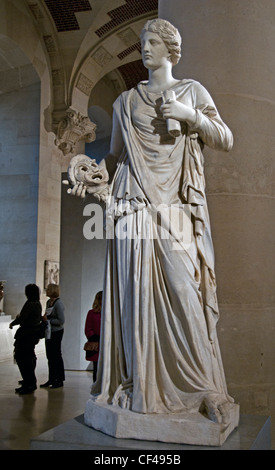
(83, 341, 99, 352)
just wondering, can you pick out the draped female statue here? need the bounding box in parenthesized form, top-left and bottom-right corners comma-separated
(65, 18, 239, 444)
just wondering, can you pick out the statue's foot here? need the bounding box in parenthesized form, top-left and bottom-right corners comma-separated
(118, 390, 132, 410)
(112, 385, 133, 410)
(200, 393, 231, 425)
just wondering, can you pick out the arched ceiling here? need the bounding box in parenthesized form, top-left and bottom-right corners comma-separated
(0, 0, 158, 153)
(25, 0, 158, 111)
(43, 0, 157, 34)
(43, 0, 93, 33)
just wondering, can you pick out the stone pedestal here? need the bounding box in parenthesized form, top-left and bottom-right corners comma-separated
(29, 413, 271, 450)
(84, 398, 240, 447)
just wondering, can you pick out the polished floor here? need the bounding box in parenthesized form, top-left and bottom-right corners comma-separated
(1, 350, 274, 451)
(0, 351, 93, 450)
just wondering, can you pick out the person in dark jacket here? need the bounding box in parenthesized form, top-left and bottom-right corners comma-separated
(40, 284, 65, 389)
(84, 291, 102, 382)
(9, 284, 42, 395)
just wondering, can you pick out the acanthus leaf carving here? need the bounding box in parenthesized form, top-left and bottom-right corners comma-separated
(54, 108, 97, 156)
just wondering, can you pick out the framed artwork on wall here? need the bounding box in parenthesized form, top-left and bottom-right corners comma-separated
(44, 261, 59, 289)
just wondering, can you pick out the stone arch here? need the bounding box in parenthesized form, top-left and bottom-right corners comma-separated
(55, 13, 156, 157)
(69, 15, 156, 116)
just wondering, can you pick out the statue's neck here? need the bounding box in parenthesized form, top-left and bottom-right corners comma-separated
(146, 66, 179, 93)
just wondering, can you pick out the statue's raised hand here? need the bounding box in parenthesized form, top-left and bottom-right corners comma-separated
(62, 154, 110, 202)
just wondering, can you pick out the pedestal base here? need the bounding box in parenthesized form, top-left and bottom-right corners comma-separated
(30, 413, 271, 450)
(84, 398, 240, 447)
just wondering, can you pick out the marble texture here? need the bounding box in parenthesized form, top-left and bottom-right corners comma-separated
(84, 398, 240, 446)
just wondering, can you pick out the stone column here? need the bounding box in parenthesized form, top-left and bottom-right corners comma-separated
(159, 0, 275, 415)
(60, 182, 106, 371)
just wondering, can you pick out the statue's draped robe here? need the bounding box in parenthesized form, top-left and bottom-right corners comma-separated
(92, 79, 234, 414)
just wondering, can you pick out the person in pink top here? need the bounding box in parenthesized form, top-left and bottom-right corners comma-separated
(84, 291, 102, 382)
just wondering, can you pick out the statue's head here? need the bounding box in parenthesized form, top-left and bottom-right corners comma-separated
(140, 18, 182, 66)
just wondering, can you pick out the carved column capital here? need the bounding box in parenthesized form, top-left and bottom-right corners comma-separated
(54, 108, 96, 155)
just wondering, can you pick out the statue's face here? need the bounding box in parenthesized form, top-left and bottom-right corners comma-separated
(141, 31, 170, 70)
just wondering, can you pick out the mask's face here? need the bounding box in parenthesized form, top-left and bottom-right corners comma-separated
(74, 158, 108, 188)
(141, 31, 170, 70)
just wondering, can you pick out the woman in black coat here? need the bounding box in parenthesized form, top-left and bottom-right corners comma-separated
(9, 284, 42, 395)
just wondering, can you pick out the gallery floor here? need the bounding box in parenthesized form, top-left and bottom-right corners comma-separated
(0, 350, 93, 450)
(0, 350, 274, 451)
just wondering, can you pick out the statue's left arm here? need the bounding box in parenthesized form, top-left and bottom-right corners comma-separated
(190, 82, 233, 152)
(161, 81, 233, 151)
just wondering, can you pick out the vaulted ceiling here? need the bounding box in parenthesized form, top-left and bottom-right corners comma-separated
(0, 0, 158, 98)
(44, 0, 157, 34)
(0, 0, 159, 150)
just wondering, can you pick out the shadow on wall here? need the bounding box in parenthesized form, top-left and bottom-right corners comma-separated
(0, 77, 41, 317)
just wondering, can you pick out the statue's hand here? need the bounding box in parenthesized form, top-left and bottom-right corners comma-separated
(62, 180, 87, 198)
(160, 97, 197, 127)
(62, 154, 109, 201)
(92, 184, 111, 204)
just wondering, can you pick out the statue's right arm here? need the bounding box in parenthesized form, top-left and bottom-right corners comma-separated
(63, 106, 124, 199)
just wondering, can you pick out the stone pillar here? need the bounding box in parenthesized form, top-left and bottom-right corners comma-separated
(60, 178, 106, 370)
(159, 0, 275, 414)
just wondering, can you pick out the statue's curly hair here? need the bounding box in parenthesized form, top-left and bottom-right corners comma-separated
(140, 18, 182, 66)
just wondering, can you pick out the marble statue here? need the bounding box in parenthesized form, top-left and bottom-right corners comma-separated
(64, 18, 239, 445)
